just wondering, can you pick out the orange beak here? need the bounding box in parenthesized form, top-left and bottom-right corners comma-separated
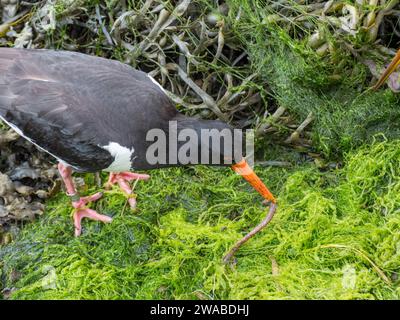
(231, 159, 276, 203)
(373, 49, 400, 91)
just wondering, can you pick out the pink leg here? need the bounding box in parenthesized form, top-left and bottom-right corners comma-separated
(58, 162, 112, 236)
(106, 172, 150, 209)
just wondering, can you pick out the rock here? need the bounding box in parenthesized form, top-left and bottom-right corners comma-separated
(13, 182, 34, 195)
(0, 172, 15, 196)
(9, 163, 40, 180)
(0, 205, 8, 217)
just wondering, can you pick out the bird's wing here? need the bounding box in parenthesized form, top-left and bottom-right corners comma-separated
(0, 48, 120, 171)
(0, 48, 177, 171)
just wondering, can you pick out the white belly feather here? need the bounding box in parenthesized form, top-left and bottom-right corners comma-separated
(101, 142, 134, 172)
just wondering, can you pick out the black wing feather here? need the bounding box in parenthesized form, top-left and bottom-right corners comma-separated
(0, 48, 178, 171)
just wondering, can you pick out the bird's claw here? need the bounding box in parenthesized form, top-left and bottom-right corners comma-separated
(69, 191, 112, 236)
(70, 191, 103, 209)
(106, 172, 149, 209)
(73, 208, 112, 237)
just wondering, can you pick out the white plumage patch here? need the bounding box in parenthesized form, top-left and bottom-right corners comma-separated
(101, 142, 134, 172)
(147, 74, 167, 94)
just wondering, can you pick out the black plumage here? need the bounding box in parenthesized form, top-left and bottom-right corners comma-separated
(0, 48, 208, 172)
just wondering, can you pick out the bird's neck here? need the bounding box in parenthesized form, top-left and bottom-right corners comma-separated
(141, 115, 244, 169)
(173, 115, 243, 166)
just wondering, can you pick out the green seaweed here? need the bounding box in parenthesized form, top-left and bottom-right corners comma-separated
(227, 0, 400, 157)
(2, 139, 400, 299)
(2, 0, 400, 301)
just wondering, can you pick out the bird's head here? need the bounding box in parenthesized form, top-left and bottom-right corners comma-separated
(176, 117, 276, 204)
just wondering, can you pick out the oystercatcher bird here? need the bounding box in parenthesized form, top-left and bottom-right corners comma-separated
(0, 48, 276, 261)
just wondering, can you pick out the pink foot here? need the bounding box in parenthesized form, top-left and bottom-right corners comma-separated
(106, 172, 150, 209)
(58, 162, 113, 236)
(70, 192, 112, 236)
(73, 208, 112, 237)
(71, 192, 103, 209)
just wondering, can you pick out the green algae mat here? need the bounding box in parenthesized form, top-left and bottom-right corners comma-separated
(2, 0, 400, 301)
(2, 138, 400, 299)
(227, 0, 400, 157)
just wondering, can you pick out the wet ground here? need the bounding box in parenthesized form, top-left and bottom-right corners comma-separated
(0, 126, 60, 245)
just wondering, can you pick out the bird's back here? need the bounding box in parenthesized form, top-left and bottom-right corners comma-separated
(0, 48, 179, 171)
